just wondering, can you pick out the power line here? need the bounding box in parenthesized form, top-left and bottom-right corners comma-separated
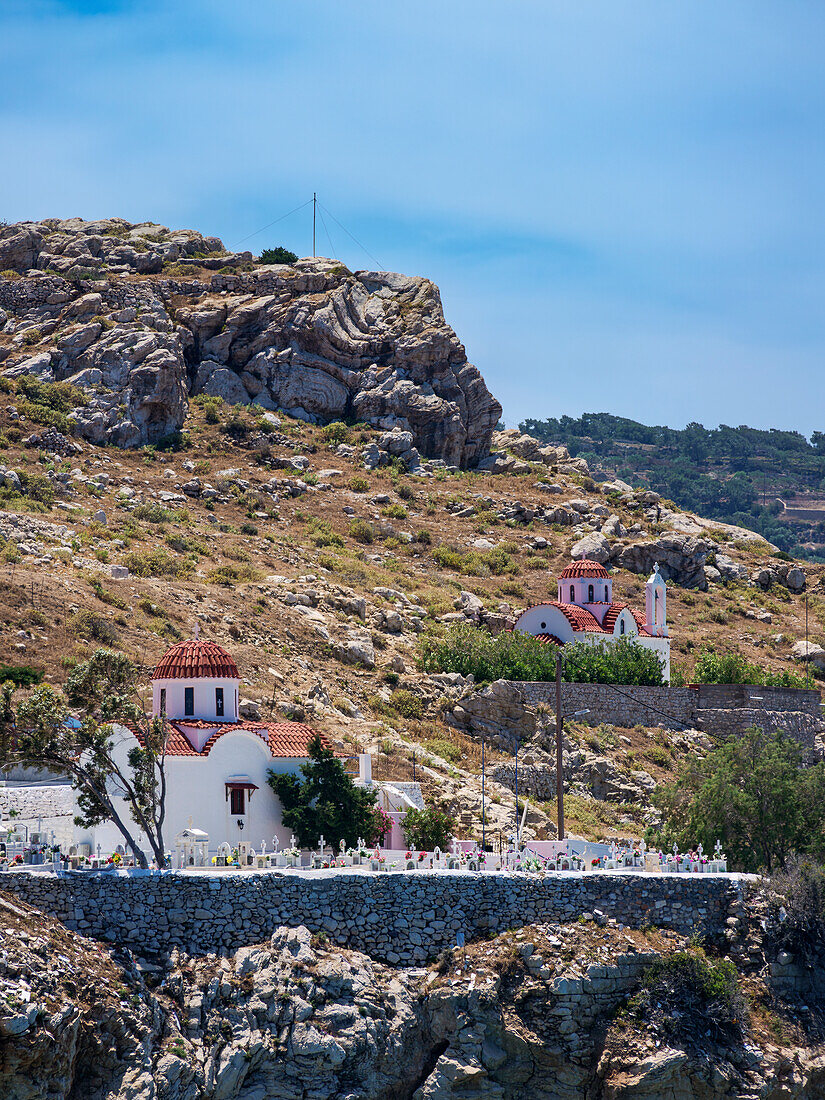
(318, 201, 385, 270)
(236, 197, 314, 246)
(316, 204, 338, 260)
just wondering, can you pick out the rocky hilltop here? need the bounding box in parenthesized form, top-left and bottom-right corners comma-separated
(0, 217, 501, 462)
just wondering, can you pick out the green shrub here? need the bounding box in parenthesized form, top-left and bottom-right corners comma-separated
(349, 475, 369, 493)
(349, 519, 375, 544)
(132, 502, 174, 524)
(632, 949, 745, 1043)
(419, 626, 664, 686)
(322, 421, 351, 446)
(122, 548, 194, 579)
(424, 738, 461, 764)
(431, 544, 518, 577)
(307, 519, 344, 548)
(693, 646, 806, 688)
(258, 246, 298, 265)
(240, 522, 259, 536)
(206, 562, 263, 585)
(69, 609, 119, 646)
(17, 470, 55, 505)
(0, 664, 44, 688)
(382, 503, 408, 519)
(15, 376, 85, 413)
(389, 689, 423, 719)
(401, 805, 456, 851)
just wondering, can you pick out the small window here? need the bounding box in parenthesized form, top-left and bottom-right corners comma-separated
(230, 787, 245, 816)
(184, 686, 194, 717)
(604, 585, 608, 601)
(569, 585, 575, 601)
(159, 688, 166, 715)
(587, 584, 594, 603)
(620, 619, 626, 635)
(540, 621, 546, 629)
(215, 687, 224, 717)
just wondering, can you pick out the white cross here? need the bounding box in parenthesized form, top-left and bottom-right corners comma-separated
(697, 843, 703, 859)
(290, 835, 297, 850)
(339, 839, 346, 854)
(714, 839, 723, 857)
(318, 835, 326, 856)
(261, 840, 267, 855)
(673, 842, 678, 857)
(272, 836, 279, 853)
(357, 837, 365, 850)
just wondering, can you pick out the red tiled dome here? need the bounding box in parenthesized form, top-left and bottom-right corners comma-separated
(152, 639, 239, 681)
(559, 559, 610, 580)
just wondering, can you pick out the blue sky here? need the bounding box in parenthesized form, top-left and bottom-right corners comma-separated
(2, 1, 824, 435)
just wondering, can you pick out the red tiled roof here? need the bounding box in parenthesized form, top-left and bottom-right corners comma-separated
(516, 601, 607, 633)
(152, 639, 239, 681)
(600, 602, 628, 632)
(559, 559, 610, 580)
(140, 720, 338, 758)
(534, 633, 565, 646)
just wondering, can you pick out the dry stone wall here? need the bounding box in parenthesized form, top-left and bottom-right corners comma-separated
(449, 680, 823, 750)
(1, 868, 746, 965)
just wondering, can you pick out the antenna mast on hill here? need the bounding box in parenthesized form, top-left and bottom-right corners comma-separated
(312, 192, 316, 257)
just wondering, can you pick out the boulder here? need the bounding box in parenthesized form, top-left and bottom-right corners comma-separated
(790, 640, 825, 669)
(239, 698, 261, 720)
(195, 364, 251, 405)
(571, 532, 610, 564)
(0, 225, 42, 272)
(713, 553, 749, 583)
(612, 534, 712, 590)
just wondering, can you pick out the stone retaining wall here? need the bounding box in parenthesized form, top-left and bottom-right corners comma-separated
(1, 869, 747, 965)
(449, 680, 823, 751)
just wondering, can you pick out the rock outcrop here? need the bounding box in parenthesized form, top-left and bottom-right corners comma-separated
(0, 218, 501, 462)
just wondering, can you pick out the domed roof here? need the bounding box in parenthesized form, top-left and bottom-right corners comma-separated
(152, 638, 239, 681)
(559, 559, 610, 580)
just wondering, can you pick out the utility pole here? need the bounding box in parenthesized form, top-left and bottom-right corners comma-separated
(555, 652, 565, 842)
(514, 738, 519, 847)
(312, 192, 316, 257)
(481, 734, 486, 853)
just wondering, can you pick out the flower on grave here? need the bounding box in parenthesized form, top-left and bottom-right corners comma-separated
(405, 851, 412, 860)
(591, 858, 600, 867)
(418, 851, 426, 861)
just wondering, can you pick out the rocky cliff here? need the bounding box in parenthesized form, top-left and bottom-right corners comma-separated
(3, 888, 825, 1100)
(0, 218, 501, 462)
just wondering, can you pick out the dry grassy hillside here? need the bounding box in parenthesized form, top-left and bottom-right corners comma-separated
(1, 388, 823, 843)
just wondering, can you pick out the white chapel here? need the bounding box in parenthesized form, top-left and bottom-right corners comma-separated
(513, 558, 671, 681)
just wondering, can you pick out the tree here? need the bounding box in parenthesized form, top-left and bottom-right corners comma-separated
(401, 805, 456, 851)
(652, 727, 825, 872)
(0, 649, 171, 868)
(258, 246, 298, 265)
(268, 734, 384, 849)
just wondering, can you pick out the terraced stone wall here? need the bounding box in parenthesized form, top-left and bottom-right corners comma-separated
(1, 869, 749, 965)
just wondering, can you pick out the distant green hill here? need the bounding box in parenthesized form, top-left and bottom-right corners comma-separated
(520, 413, 825, 560)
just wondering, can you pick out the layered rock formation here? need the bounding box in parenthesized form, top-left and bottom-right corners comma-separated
(0, 218, 501, 463)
